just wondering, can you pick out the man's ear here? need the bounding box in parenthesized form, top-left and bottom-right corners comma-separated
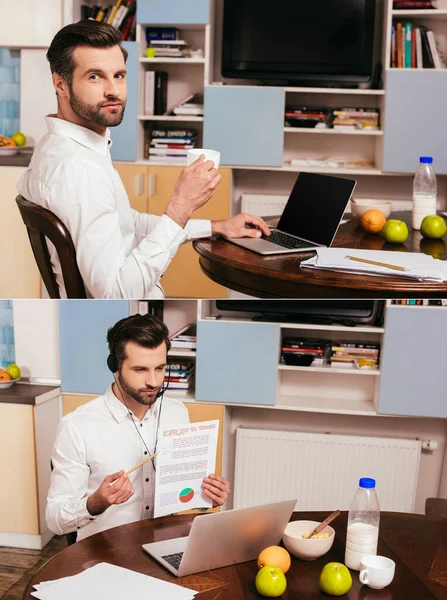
(52, 73, 69, 100)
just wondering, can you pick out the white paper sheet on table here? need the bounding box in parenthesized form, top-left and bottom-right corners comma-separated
(31, 562, 197, 600)
(301, 248, 447, 281)
(154, 419, 219, 518)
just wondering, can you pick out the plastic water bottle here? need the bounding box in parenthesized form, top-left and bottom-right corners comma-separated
(344, 477, 380, 571)
(413, 156, 437, 230)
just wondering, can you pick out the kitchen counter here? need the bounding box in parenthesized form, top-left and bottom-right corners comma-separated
(0, 382, 60, 405)
(0, 152, 32, 167)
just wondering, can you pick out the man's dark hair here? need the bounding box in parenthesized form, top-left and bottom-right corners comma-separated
(46, 20, 128, 87)
(107, 314, 171, 372)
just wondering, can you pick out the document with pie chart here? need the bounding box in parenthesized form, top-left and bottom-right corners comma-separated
(154, 419, 219, 518)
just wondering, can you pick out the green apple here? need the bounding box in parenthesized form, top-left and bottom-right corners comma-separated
(6, 363, 20, 380)
(319, 562, 352, 596)
(255, 566, 287, 598)
(11, 131, 26, 147)
(382, 219, 409, 244)
(420, 215, 447, 239)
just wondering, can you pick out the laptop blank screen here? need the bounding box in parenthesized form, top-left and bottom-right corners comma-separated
(277, 173, 356, 246)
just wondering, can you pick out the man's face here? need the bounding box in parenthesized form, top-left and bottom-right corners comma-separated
(118, 340, 167, 407)
(67, 45, 127, 128)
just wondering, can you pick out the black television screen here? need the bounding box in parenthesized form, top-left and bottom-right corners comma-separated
(215, 300, 383, 326)
(222, 0, 377, 86)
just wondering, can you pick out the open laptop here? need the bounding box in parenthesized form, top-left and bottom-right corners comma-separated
(229, 172, 357, 255)
(142, 499, 296, 577)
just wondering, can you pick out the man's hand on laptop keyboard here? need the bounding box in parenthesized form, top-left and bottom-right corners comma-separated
(211, 214, 270, 239)
(201, 473, 231, 507)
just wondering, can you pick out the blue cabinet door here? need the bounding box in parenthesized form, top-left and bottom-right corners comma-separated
(383, 71, 447, 174)
(110, 42, 138, 162)
(137, 0, 209, 24)
(378, 306, 447, 418)
(196, 320, 280, 405)
(59, 300, 129, 394)
(204, 86, 285, 167)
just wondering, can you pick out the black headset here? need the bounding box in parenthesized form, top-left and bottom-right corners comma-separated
(107, 314, 172, 471)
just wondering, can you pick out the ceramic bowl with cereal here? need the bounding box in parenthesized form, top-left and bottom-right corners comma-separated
(282, 520, 335, 560)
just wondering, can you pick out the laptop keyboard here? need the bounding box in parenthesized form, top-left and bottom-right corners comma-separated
(263, 230, 316, 250)
(162, 552, 183, 570)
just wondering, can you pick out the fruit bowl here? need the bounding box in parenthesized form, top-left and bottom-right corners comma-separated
(0, 147, 20, 156)
(0, 377, 20, 389)
(350, 199, 392, 219)
(282, 520, 335, 560)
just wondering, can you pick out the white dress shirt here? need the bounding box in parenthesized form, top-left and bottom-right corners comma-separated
(17, 117, 212, 298)
(46, 386, 190, 541)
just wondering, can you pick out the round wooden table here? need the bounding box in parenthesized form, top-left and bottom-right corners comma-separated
(193, 212, 447, 298)
(24, 511, 447, 600)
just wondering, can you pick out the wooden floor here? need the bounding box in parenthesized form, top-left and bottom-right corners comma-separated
(0, 537, 67, 599)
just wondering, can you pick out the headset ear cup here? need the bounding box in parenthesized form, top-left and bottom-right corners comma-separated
(107, 354, 115, 373)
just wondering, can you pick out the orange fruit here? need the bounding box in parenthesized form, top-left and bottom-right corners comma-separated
(360, 209, 387, 234)
(257, 545, 291, 574)
(0, 369, 12, 381)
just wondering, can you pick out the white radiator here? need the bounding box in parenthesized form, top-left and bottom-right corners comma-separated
(234, 429, 421, 513)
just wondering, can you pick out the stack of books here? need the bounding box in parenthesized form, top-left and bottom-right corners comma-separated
(284, 106, 332, 129)
(393, 0, 434, 8)
(332, 108, 380, 131)
(149, 128, 198, 164)
(81, 1, 136, 40)
(329, 341, 380, 369)
(144, 71, 168, 116)
(391, 22, 445, 68)
(145, 27, 192, 58)
(281, 338, 329, 367)
(172, 93, 204, 117)
(166, 361, 195, 393)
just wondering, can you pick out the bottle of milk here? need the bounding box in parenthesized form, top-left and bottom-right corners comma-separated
(413, 156, 437, 230)
(345, 477, 380, 571)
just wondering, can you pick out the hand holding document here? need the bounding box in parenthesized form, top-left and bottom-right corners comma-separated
(154, 420, 219, 518)
(32, 562, 197, 600)
(301, 248, 447, 282)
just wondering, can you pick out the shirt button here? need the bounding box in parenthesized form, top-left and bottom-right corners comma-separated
(146, 506, 149, 510)
(145, 478, 149, 482)
(140, 423, 143, 427)
(144, 451, 148, 455)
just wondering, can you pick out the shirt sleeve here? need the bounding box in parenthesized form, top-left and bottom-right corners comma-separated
(46, 419, 98, 536)
(132, 210, 212, 244)
(45, 161, 192, 298)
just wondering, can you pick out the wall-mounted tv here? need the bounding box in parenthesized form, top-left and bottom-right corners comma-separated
(222, 0, 377, 87)
(215, 300, 384, 326)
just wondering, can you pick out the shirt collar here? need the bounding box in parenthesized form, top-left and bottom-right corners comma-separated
(104, 384, 161, 423)
(45, 115, 112, 155)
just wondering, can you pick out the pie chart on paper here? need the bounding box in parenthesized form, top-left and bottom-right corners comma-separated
(179, 488, 195, 503)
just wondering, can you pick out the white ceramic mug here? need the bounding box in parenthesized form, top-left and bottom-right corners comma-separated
(359, 555, 395, 589)
(187, 148, 220, 168)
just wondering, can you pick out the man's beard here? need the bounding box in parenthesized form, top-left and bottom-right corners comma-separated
(117, 372, 162, 407)
(68, 85, 126, 127)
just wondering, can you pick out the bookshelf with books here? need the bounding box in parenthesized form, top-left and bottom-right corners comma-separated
(135, 20, 211, 164)
(382, 0, 447, 173)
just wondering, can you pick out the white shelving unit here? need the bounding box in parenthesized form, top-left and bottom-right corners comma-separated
(197, 300, 384, 417)
(135, 20, 211, 160)
(138, 115, 204, 122)
(278, 364, 380, 376)
(283, 128, 383, 136)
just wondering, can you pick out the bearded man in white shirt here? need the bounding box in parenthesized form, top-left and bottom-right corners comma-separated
(46, 313, 230, 541)
(17, 20, 269, 299)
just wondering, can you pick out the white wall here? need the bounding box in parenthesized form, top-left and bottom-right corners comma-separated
(12, 300, 60, 382)
(20, 49, 57, 146)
